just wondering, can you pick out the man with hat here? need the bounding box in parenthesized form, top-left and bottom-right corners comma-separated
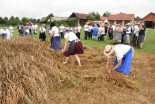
(104, 44, 135, 75)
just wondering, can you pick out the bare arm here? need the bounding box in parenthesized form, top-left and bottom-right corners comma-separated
(108, 59, 122, 74)
(62, 38, 68, 53)
(50, 31, 55, 38)
(111, 59, 122, 71)
(106, 58, 111, 70)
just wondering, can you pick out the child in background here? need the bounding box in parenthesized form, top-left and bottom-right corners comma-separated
(24, 26, 29, 37)
(6, 28, 11, 39)
(2, 27, 7, 39)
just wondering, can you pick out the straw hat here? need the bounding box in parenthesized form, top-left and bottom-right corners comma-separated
(104, 45, 114, 56)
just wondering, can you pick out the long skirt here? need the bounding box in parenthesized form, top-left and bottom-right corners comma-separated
(115, 32, 122, 42)
(113, 48, 133, 75)
(125, 34, 130, 44)
(39, 33, 46, 41)
(64, 41, 84, 57)
(51, 36, 62, 50)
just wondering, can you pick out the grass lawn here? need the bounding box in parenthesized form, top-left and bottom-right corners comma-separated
(1, 25, 155, 53)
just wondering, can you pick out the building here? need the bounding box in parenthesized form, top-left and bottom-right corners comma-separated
(108, 13, 134, 25)
(48, 17, 68, 22)
(68, 12, 89, 25)
(100, 16, 108, 23)
(134, 17, 142, 24)
(143, 12, 155, 29)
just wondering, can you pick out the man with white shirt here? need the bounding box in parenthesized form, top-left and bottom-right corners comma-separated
(104, 44, 134, 75)
(84, 23, 89, 40)
(34, 23, 38, 34)
(9, 25, 14, 37)
(133, 24, 140, 46)
(60, 24, 65, 39)
(125, 24, 131, 44)
(0, 27, 3, 35)
(78, 24, 81, 39)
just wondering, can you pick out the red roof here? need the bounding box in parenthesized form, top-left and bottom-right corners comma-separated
(142, 12, 155, 19)
(100, 16, 108, 21)
(108, 13, 134, 20)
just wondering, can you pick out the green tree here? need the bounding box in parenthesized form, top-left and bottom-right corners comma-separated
(102, 11, 111, 17)
(0, 17, 5, 24)
(9, 16, 20, 25)
(88, 12, 101, 21)
(22, 17, 28, 25)
(4, 17, 9, 24)
(46, 13, 54, 23)
(9, 16, 15, 21)
(10, 18, 19, 25)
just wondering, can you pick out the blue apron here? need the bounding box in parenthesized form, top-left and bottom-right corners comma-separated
(114, 49, 132, 75)
(2, 33, 7, 39)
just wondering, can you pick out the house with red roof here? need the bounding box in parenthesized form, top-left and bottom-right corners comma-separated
(142, 12, 155, 29)
(108, 13, 134, 25)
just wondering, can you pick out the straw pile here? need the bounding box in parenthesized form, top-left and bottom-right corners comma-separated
(0, 37, 69, 104)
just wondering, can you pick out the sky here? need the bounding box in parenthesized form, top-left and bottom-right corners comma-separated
(0, 0, 155, 19)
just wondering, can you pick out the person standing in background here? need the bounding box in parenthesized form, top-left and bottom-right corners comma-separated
(88, 24, 93, 39)
(125, 24, 131, 45)
(24, 26, 29, 37)
(114, 24, 123, 44)
(60, 24, 65, 39)
(133, 23, 140, 46)
(31, 23, 35, 37)
(6, 28, 11, 39)
(9, 25, 14, 37)
(108, 24, 113, 42)
(49, 23, 62, 51)
(39, 24, 47, 42)
(92, 24, 98, 40)
(78, 24, 81, 38)
(69, 26, 73, 32)
(84, 23, 89, 40)
(0, 27, 4, 38)
(137, 22, 146, 49)
(98, 24, 105, 42)
(2, 27, 7, 39)
(104, 23, 108, 36)
(34, 23, 38, 34)
(75, 24, 80, 39)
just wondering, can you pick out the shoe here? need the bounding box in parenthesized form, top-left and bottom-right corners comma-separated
(137, 47, 142, 49)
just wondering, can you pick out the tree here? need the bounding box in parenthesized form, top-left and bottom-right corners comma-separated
(10, 18, 19, 25)
(0, 17, 5, 24)
(22, 17, 28, 25)
(9, 16, 20, 25)
(46, 13, 54, 23)
(4, 17, 9, 24)
(102, 11, 111, 17)
(88, 12, 101, 21)
(9, 16, 15, 21)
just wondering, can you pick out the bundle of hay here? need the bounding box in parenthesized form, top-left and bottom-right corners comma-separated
(0, 37, 69, 104)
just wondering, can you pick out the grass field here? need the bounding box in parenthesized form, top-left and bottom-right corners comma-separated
(1, 25, 155, 53)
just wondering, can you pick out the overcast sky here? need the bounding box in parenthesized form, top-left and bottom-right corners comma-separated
(0, 0, 155, 19)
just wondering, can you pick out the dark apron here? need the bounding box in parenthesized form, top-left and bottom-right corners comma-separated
(68, 39, 80, 54)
